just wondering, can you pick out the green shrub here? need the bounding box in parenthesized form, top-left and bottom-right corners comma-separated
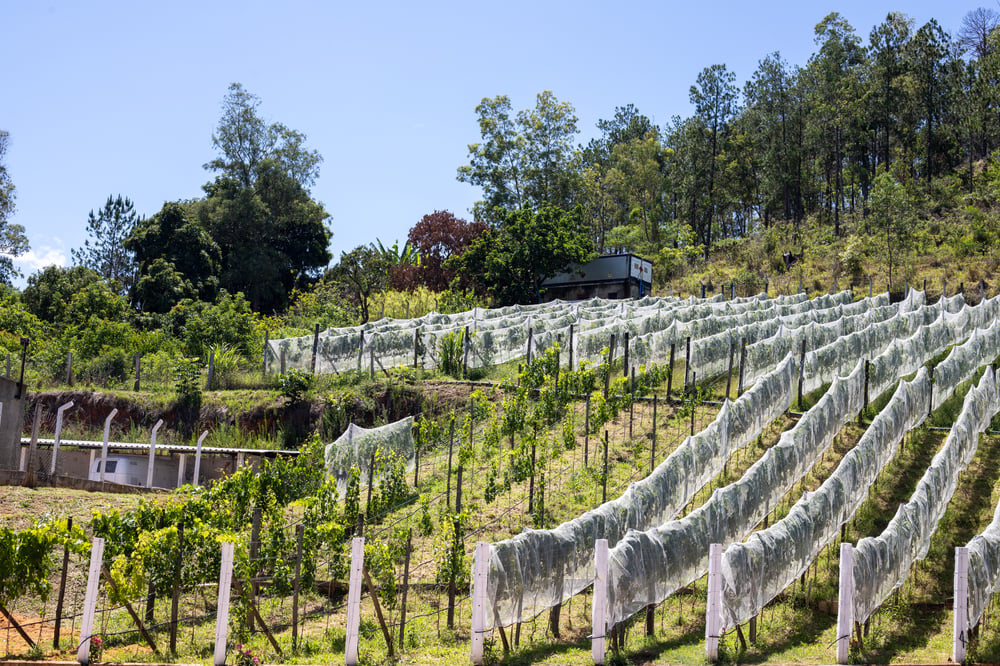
(279, 369, 313, 403)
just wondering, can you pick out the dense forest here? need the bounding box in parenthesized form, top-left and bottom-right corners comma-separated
(2, 9, 1000, 384)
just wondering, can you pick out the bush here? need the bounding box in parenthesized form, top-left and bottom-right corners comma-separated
(279, 369, 313, 403)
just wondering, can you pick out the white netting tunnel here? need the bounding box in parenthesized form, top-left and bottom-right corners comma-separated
(324, 417, 415, 492)
(600, 301, 1000, 629)
(717, 308, 999, 629)
(853, 365, 1000, 625)
(269, 291, 868, 376)
(483, 353, 797, 629)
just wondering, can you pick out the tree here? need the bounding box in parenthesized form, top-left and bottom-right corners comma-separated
(0, 131, 28, 284)
(689, 64, 739, 253)
(400, 211, 486, 291)
(72, 195, 139, 293)
(23, 265, 103, 325)
(805, 13, 865, 236)
(205, 83, 322, 190)
(905, 19, 956, 182)
(457, 92, 581, 223)
(448, 205, 595, 306)
(327, 245, 391, 323)
(870, 165, 918, 290)
(200, 85, 332, 312)
(958, 7, 1000, 59)
(125, 202, 221, 312)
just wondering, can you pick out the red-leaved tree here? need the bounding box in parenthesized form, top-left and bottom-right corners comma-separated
(396, 211, 486, 291)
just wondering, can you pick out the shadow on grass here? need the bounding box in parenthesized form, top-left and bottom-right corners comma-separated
(734, 600, 838, 664)
(498, 633, 590, 665)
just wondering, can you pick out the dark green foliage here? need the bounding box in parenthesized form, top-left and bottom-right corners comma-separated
(173, 356, 202, 436)
(22, 265, 102, 324)
(72, 195, 139, 293)
(197, 84, 331, 312)
(325, 244, 390, 323)
(166, 291, 261, 359)
(279, 369, 313, 404)
(126, 202, 221, 312)
(449, 205, 595, 306)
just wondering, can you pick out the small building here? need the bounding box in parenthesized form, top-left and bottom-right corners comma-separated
(541, 253, 653, 301)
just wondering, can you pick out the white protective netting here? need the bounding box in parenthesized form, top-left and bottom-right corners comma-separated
(716, 305, 999, 630)
(719, 367, 934, 628)
(269, 291, 864, 376)
(324, 417, 415, 492)
(688, 295, 893, 383)
(483, 353, 797, 629)
(601, 303, 997, 628)
(966, 411, 1000, 628)
(853, 364, 1000, 624)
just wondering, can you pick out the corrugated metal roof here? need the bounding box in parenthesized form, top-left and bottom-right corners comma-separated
(20, 438, 299, 456)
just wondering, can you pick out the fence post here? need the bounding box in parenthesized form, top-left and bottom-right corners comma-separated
(192, 430, 208, 487)
(604, 334, 616, 398)
(463, 325, 470, 379)
(292, 524, 304, 651)
(602, 431, 609, 503)
(53, 516, 72, 648)
(262, 330, 269, 377)
(77, 536, 105, 665)
(623, 332, 630, 377)
(249, 507, 261, 630)
(414, 327, 421, 369)
(357, 330, 365, 373)
(311, 322, 321, 374)
(345, 536, 365, 666)
(705, 543, 722, 661)
(797, 338, 807, 409)
(651, 395, 658, 472)
(527, 327, 533, 365)
(176, 454, 186, 488)
(206, 350, 215, 390)
(725, 339, 735, 399)
(170, 524, 184, 654)
(99, 409, 118, 484)
(737, 338, 747, 396)
(399, 529, 412, 650)
(471, 541, 490, 665)
(447, 418, 455, 509)
(592, 538, 609, 665)
(66, 351, 73, 387)
(569, 323, 575, 371)
(213, 542, 235, 666)
(667, 343, 675, 398)
(836, 543, 854, 664)
(861, 359, 870, 423)
(134, 353, 142, 391)
(146, 419, 164, 488)
(51, 400, 75, 476)
(954, 546, 969, 664)
(684, 336, 692, 392)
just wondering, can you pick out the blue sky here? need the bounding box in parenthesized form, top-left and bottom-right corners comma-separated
(1, 0, 976, 285)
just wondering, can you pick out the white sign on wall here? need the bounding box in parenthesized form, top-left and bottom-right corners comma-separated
(630, 257, 652, 283)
